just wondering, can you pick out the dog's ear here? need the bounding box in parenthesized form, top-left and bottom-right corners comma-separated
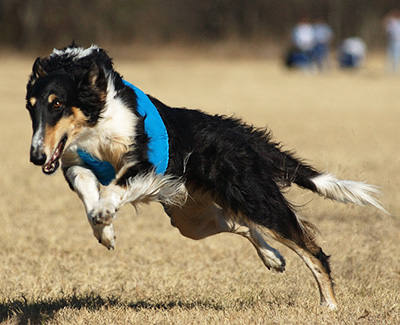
(77, 61, 108, 124)
(32, 57, 48, 79)
(79, 60, 107, 92)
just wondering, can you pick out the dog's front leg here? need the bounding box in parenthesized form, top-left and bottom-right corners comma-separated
(91, 184, 124, 226)
(64, 166, 116, 250)
(92, 172, 176, 226)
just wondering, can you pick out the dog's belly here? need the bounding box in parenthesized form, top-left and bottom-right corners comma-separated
(163, 190, 232, 240)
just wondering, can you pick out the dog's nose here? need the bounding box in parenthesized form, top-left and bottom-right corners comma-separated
(30, 148, 46, 166)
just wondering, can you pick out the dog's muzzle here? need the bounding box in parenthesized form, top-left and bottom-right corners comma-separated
(29, 134, 67, 175)
(30, 146, 46, 166)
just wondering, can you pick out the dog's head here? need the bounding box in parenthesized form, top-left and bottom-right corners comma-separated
(26, 45, 111, 174)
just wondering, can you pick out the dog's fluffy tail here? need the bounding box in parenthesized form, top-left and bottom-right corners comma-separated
(309, 173, 387, 213)
(276, 152, 387, 213)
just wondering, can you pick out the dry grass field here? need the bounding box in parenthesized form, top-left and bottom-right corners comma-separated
(0, 52, 399, 324)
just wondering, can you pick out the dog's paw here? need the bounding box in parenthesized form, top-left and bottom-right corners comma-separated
(259, 251, 286, 273)
(92, 223, 116, 250)
(269, 255, 286, 273)
(92, 208, 115, 225)
(91, 200, 117, 226)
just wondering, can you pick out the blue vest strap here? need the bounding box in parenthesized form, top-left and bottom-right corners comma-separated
(123, 79, 169, 175)
(77, 149, 116, 185)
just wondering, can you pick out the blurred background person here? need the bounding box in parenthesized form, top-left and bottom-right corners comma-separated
(338, 37, 366, 69)
(383, 9, 400, 74)
(286, 17, 316, 70)
(312, 18, 333, 71)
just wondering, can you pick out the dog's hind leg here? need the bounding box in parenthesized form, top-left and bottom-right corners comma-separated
(262, 223, 338, 309)
(64, 166, 116, 250)
(163, 191, 285, 272)
(231, 223, 286, 272)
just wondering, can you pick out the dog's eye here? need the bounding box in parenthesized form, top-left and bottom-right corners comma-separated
(53, 101, 62, 109)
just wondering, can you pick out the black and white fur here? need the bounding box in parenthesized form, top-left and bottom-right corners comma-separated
(26, 44, 386, 309)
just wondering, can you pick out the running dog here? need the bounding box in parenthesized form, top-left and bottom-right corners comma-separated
(26, 44, 386, 309)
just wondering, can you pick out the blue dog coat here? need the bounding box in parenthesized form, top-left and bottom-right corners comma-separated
(77, 149, 115, 186)
(78, 80, 169, 185)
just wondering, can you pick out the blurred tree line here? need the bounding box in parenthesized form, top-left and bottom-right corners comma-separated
(0, 0, 398, 52)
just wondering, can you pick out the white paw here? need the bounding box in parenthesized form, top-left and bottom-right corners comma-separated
(91, 198, 117, 226)
(92, 223, 116, 250)
(268, 255, 286, 273)
(259, 251, 286, 272)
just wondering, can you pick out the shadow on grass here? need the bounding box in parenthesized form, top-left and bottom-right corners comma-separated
(0, 292, 118, 324)
(0, 292, 225, 324)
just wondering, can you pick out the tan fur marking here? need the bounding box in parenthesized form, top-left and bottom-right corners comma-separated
(71, 107, 88, 130)
(29, 97, 37, 107)
(44, 117, 73, 155)
(81, 139, 130, 173)
(48, 94, 58, 103)
(44, 108, 88, 157)
(98, 136, 131, 171)
(44, 126, 57, 155)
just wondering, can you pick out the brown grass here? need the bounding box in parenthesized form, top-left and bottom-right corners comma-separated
(0, 54, 399, 324)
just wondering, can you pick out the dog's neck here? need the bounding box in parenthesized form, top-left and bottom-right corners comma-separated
(67, 80, 170, 184)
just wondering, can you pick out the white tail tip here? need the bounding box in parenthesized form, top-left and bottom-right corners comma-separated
(311, 173, 388, 214)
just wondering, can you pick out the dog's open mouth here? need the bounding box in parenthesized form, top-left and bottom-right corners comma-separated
(42, 136, 67, 174)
